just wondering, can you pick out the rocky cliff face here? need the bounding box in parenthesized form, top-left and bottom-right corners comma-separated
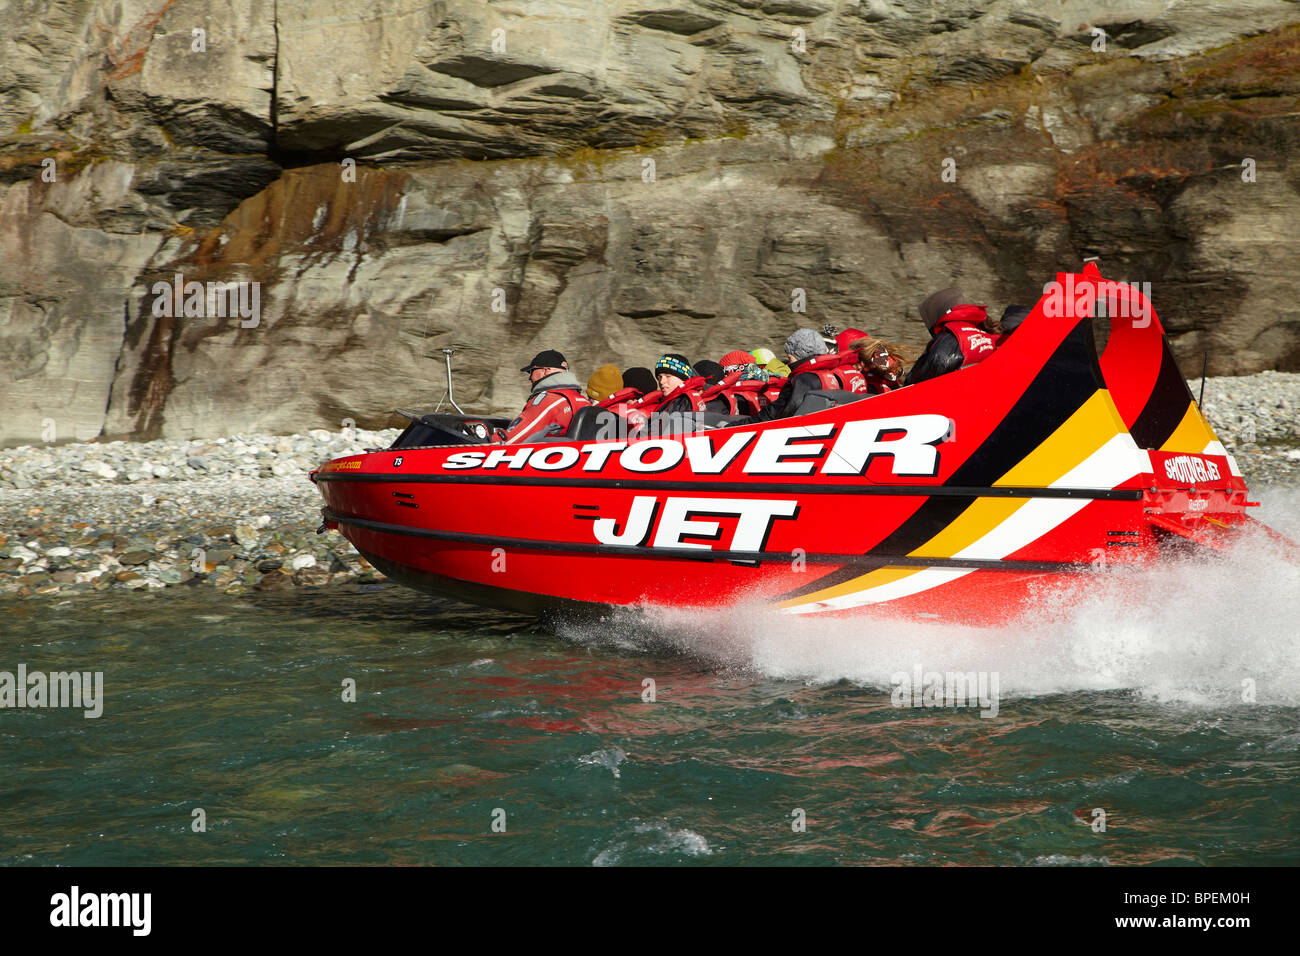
(2, 0, 1299, 444)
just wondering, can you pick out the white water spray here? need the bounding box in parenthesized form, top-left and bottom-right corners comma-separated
(562, 487, 1300, 708)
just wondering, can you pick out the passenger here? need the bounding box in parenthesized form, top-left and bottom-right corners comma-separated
(767, 326, 870, 395)
(720, 350, 770, 383)
(653, 353, 695, 398)
(735, 329, 838, 424)
(848, 336, 914, 392)
(694, 359, 725, 386)
(715, 350, 773, 415)
(596, 368, 664, 438)
(654, 354, 728, 416)
(904, 287, 1000, 386)
(621, 366, 658, 396)
(492, 349, 591, 443)
(752, 347, 792, 379)
(995, 305, 1032, 344)
(586, 364, 623, 402)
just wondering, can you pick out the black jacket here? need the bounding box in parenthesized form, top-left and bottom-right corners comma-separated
(737, 358, 822, 424)
(905, 331, 963, 386)
(657, 392, 728, 417)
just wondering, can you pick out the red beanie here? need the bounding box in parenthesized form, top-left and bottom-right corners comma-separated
(720, 350, 754, 367)
(835, 328, 868, 352)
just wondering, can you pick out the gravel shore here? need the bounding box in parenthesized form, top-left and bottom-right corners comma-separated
(2, 373, 1298, 601)
(0, 429, 399, 601)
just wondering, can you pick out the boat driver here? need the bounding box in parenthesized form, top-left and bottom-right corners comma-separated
(492, 349, 591, 443)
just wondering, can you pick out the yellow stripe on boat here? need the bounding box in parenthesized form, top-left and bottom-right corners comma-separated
(994, 389, 1127, 488)
(908, 497, 1025, 559)
(1160, 402, 1221, 453)
(776, 565, 922, 610)
(906, 390, 1124, 561)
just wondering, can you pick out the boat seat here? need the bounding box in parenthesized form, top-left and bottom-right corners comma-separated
(791, 389, 870, 417)
(565, 405, 624, 442)
(644, 410, 742, 436)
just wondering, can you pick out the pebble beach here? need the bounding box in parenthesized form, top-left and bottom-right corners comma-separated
(0, 429, 398, 600)
(2, 371, 1297, 600)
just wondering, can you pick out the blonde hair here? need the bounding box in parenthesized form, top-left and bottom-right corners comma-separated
(848, 336, 921, 365)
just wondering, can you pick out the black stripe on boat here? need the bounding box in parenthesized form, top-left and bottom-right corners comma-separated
(322, 508, 1096, 572)
(1128, 340, 1192, 450)
(314, 472, 1138, 500)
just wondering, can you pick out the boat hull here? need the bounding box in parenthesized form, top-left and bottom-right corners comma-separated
(347, 534, 1109, 627)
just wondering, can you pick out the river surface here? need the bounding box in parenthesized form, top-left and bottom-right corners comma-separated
(2, 490, 1298, 867)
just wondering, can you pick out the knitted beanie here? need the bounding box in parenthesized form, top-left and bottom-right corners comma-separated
(622, 366, 658, 395)
(784, 328, 829, 362)
(585, 363, 623, 402)
(721, 350, 755, 368)
(655, 353, 694, 380)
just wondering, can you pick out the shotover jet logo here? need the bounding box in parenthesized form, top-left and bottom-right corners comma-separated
(590, 496, 799, 552)
(441, 414, 952, 479)
(1164, 454, 1219, 483)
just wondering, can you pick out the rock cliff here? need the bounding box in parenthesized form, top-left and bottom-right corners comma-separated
(2, 0, 1298, 443)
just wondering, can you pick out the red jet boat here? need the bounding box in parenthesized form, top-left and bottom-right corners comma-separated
(311, 264, 1294, 625)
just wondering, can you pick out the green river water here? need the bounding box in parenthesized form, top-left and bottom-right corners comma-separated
(1, 491, 1298, 867)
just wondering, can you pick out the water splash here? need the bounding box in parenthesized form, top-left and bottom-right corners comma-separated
(591, 821, 712, 866)
(577, 746, 627, 778)
(561, 487, 1300, 708)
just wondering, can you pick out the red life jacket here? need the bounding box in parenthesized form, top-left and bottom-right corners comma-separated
(689, 370, 769, 416)
(611, 384, 668, 412)
(762, 377, 786, 403)
(866, 375, 901, 395)
(660, 375, 756, 418)
(494, 384, 591, 443)
(598, 386, 648, 409)
(933, 305, 998, 367)
(601, 386, 664, 435)
(795, 351, 869, 393)
(721, 380, 770, 415)
(708, 373, 776, 416)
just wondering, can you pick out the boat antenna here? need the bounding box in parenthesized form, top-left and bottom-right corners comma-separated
(433, 347, 466, 414)
(1198, 351, 1208, 408)
(427, 275, 472, 414)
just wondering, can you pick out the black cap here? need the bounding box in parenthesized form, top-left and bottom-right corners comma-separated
(521, 349, 567, 373)
(694, 359, 724, 385)
(999, 305, 1032, 331)
(622, 366, 657, 395)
